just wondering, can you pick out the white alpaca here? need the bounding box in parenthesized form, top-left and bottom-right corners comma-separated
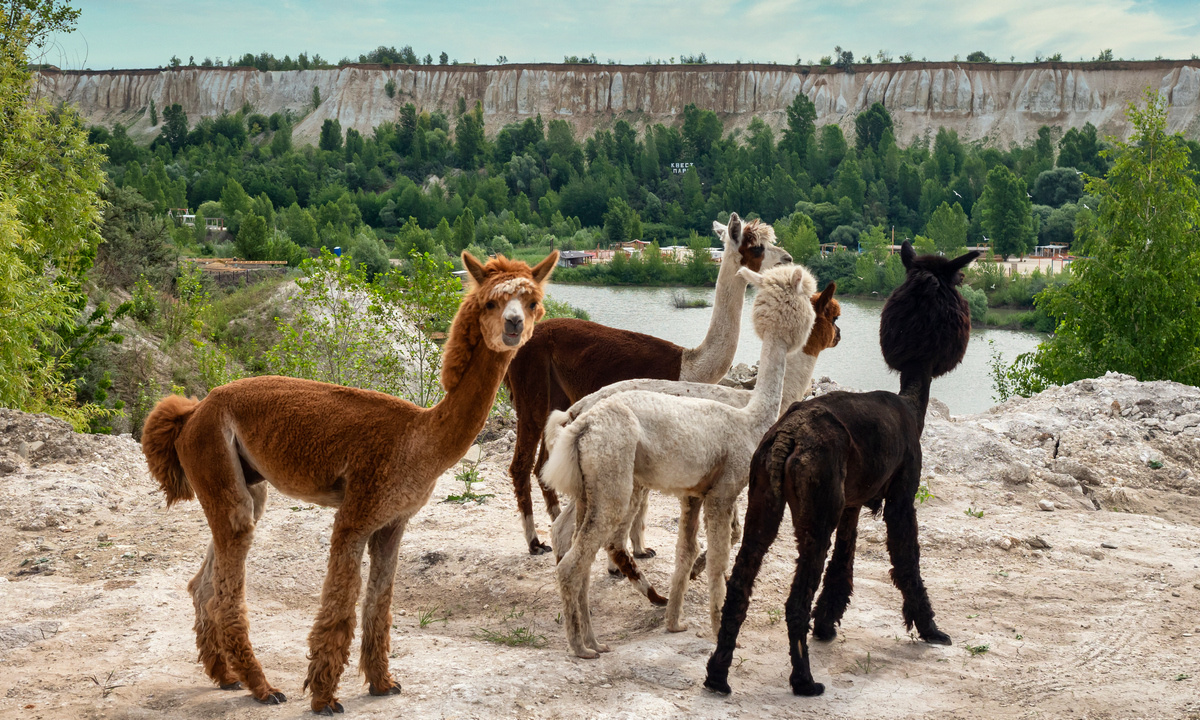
(541, 264, 817, 658)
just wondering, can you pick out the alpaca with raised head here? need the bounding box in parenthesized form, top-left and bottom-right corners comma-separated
(540, 264, 818, 658)
(140, 251, 557, 715)
(547, 283, 842, 586)
(505, 212, 792, 554)
(704, 243, 979, 698)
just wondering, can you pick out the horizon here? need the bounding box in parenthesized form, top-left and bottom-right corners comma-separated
(46, 1, 1200, 72)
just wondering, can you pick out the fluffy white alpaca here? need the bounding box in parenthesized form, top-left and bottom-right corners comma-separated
(541, 264, 817, 658)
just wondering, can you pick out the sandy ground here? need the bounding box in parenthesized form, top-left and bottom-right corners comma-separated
(2, 380, 1199, 720)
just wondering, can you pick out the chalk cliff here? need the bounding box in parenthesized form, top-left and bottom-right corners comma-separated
(36, 61, 1200, 146)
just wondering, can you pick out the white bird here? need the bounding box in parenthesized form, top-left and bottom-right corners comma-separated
(1082, 203, 1089, 209)
(953, 190, 962, 198)
(990, 283, 996, 289)
(1026, 192, 1032, 198)
(1074, 170, 1082, 175)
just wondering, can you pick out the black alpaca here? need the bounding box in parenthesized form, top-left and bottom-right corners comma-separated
(704, 242, 979, 697)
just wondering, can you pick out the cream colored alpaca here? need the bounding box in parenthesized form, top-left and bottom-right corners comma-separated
(540, 264, 817, 658)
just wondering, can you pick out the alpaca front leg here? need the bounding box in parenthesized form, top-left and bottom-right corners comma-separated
(305, 526, 369, 715)
(511, 420, 551, 554)
(884, 471, 950, 646)
(665, 496, 702, 633)
(360, 517, 409, 698)
(628, 485, 655, 558)
(813, 505, 861, 641)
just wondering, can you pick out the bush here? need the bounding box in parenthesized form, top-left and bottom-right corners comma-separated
(960, 284, 988, 323)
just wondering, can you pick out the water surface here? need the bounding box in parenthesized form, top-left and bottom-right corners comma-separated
(546, 283, 1043, 416)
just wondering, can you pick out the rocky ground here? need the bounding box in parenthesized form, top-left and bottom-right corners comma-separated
(2, 373, 1199, 720)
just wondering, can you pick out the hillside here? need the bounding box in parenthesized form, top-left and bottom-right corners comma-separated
(1, 373, 1198, 719)
(37, 61, 1200, 146)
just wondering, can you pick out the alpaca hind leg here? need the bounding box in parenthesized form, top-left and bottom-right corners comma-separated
(812, 505, 861, 641)
(304, 521, 370, 714)
(188, 542, 240, 689)
(577, 566, 609, 655)
(555, 507, 607, 658)
(665, 496, 702, 633)
(784, 501, 839, 697)
(534, 440, 562, 521)
(702, 493, 737, 637)
(510, 407, 551, 554)
(360, 516, 409, 698)
(628, 485, 654, 558)
(884, 464, 950, 645)
(704, 463, 787, 695)
(205, 496, 283, 704)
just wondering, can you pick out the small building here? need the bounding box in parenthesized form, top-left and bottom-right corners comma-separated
(557, 250, 596, 268)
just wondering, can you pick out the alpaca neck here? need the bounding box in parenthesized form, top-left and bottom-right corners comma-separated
(747, 335, 791, 420)
(680, 253, 747, 383)
(899, 369, 933, 432)
(778, 349, 820, 417)
(427, 343, 513, 459)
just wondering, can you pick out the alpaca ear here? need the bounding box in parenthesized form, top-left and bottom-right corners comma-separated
(712, 220, 727, 237)
(727, 212, 742, 243)
(815, 281, 836, 309)
(900, 241, 916, 269)
(462, 250, 488, 287)
(948, 249, 982, 274)
(737, 266, 763, 287)
(792, 266, 817, 296)
(531, 250, 559, 285)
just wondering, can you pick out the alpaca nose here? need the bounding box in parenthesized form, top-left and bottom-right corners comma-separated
(782, 252, 793, 264)
(503, 314, 524, 345)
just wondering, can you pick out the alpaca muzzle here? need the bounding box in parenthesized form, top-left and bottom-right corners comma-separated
(502, 316, 524, 345)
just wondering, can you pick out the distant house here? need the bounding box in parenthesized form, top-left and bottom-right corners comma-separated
(169, 208, 227, 232)
(557, 250, 596, 268)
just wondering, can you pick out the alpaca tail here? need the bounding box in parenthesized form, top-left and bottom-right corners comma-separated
(141, 395, 199, 507)
(539, 410, 583, 499)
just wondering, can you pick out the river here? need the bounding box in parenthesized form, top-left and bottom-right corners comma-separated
(545, 283, 1043, 416)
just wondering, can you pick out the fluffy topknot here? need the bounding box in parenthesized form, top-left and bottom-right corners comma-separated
(879, 243, 981, 379)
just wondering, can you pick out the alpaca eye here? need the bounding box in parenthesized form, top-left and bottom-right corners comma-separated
(486, 301, 497, 310)
(528, 301, 537, 310)
(751, 246, 764, 257)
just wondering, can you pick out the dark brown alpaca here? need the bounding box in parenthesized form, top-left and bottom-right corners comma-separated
(704, 243, 979, 697)
(505, 213, 792, 554)
(140, 251, 557, 715)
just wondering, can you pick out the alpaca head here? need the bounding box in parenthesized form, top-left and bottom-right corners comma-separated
(460, 250, 558, 352)
(879, 242, 982, 379)
(738, 264, 817, 354)
(713, 212, 792, 273)
(802, 283, 842, 357)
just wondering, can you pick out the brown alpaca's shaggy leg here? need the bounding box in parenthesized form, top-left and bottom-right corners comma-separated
(189, 482, 269, 691)
(511, 405, 552, 555)
(812, 505, 861, 641)
(305, 522, 370, 715)
(704, 462, 787, 696)
(784, 487, 841, 698)
(665, 496, 702, 633)
(189, 542, 240, 689)
(884, 463, 951, 646)
(359, 516, 409, 698)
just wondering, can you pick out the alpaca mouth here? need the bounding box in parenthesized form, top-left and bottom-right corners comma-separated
(503, 331, 522, 346)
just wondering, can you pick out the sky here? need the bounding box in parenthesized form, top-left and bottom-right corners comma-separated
(43, 0, 1200, 71)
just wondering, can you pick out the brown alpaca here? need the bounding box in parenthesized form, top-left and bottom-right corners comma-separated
(705, 243, 979, 697)
(505, 212, 792, 554)
(141, 251, 557, 715)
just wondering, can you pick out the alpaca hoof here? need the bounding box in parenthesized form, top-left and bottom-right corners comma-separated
(792, 681, 825, 697)
(591, 643, 611, 654)
(219, 681, 243, 691)
(922, 629, 952, 646)
(667, 622, 689, 634)
(647, 589, 668, 607)
(313, 701, 344, 715)
(608, 566, 622, 577)
(255, 690, 287, 705)
(529, 539, 553, 555)
(703, 676, 731, 696)
(368, 682, 402, 696)
(633, 547, 656, 559)
(573, 648, 600, 659)
(812, 623, 837, 642)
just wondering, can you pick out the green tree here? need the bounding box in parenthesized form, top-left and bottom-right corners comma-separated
(980, 165, 1035, 259)
(455, 100, 485, 169)
(159, 103, 188, 151)
(235, 213, 268, 260)
(681, 104, 722, 159)
(1035, 92, 1200, 387)
(773, 212, 819, 261)
(854, 102, 893, 153)
(781, 92, 817, 160)
(0, 0, 111, 426)
(452, 207, 475, 252)
(319, 118, 342, 151)
(311, 85, 321, 107)
(925, 201, 969, 255)
(270, 121, 292, 156)
(149, 99, 157, 125)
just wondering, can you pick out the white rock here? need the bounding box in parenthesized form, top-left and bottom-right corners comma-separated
(1038, 499, 1056, 512)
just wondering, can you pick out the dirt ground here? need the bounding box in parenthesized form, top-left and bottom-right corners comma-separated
(2, 377, 1199, 720)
